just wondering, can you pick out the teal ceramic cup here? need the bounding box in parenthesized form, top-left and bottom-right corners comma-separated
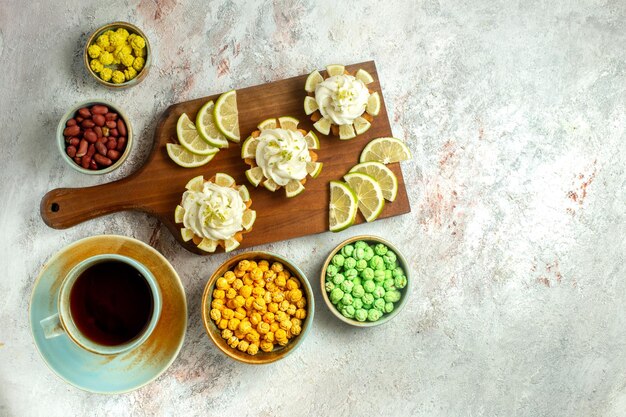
(39, 254, 162, 355)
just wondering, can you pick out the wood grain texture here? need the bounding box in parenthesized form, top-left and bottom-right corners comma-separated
(41, 61, 411, 254)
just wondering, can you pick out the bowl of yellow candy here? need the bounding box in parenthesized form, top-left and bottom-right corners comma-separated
(202, 252, 314, 364)
(84, 22, 151, 88)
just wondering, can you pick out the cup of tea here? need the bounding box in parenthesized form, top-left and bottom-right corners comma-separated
(39, 254, 162, 355)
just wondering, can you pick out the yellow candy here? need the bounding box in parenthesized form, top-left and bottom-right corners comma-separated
(216, 277, 229, 290)
(228, 336, 239, 348)
(271, 262, 284, 273)
(246, 331, 260, 343)
(279, 320, 292, 331)
(291, 318, 301, 327)
(296, 298, 306, 309)
(211, 299, 225, 310)
(291, 324, 302, 336)
(213, 289, 225, 299)
(221, 329, 233, 339)
(132, 56, 145, 72)
(263, 312, 275, 323)
(275, 275, 286, 288)
(98, 51, 113, 66)
(237, 340, 250, 352)
(258, 260, 269, 272)
(227, 318, 241, 331)
(232, 279, 243, 290)
(249, 312, 262, 326)
(264, 332, 275, 342)
(226, 288, 237, 299)
(286, 279, 300, 290)
(272, 292, 285, 303)
(218, 319, 228, 330)
(251, 268, 263, 281)
(249, 261, 258, 270)
(279, 301, 289, 312)
(260, 341, 274, 352)
(100, 68, 113, 82)
(234, 330, 245, 340)
(233, 307, 246, 320)
(96, 34, 110, 49)
(226, 299, 236, 310)
(130, 35, 145, 50)
(243, 276, 254, 286)
(287, 304, 297, 316)
(275, 311, 288, 323)
(252, 287, 265, 298)
(247, 343, 259, 355)
(245, 296, 255, 310)
(268, 302, 279, 313)
(238, 320, 252, 334)
(277, 338, 289, 347)
(263, 270, 276, 281)
(133, 47, 146, 57)
(87, 44, 101, 58)
(239, 285, 252, 298)
(233, 295, 245, 308)
(266, 282, 277, 292)
(90, 59, 104, 73)
(234, 268, 245, 278)
(224, 271, 236, 283)
(111, 70, 125, 84)
(257, 322, 270, 334)
(275, 329, 287, 341)
(115, 27, 129, 40)
(210, 308, 221, 322)
(222, 308, 234, 320)
(253, 297, 266, 310)
(295, 309, 307, 319)
(238, 260, 250, 271)
(109, 32, 125, 47)
(269, 322, 279, 333)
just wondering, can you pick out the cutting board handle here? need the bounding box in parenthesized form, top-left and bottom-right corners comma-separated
(40, 178, 142, 229)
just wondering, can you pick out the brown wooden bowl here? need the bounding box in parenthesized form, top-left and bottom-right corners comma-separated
(201, 251, 314, 364)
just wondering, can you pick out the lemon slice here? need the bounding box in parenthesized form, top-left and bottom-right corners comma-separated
(166, 143, 216, 168)
(304, 96, 319, 115)
(242, 209, 256, 230)
(180, 228, 194, 242)
(177, 113, 220, 155)
(339, 124, 356, 140)
(353, 117, 371, 135)
(245, 167, 264, 187)
(349, 161, 398, 202)
(262, 178, 280, 192)
(185, 175, 204, 191)
(366, 92, 381, 116)
(313, 117, 331, 135)
(285, 180, 305, 198)
(174, 205, 185, 223)
(238, 185, 250, 202)
(241, 136, 258, 159)
(257, 118, 277, 131)
(224, 237, 240, 252)
(343, 172, 385, 222)
(215, 172, 235, 187)
(196, 101, 229, 149)
(356, 69, 374, 84)
(305, 70, 324, 92)
(306, 161, 323, 178)
(278, 116, 299, 131)
(359, 137, 411, 164)
(326, 64, 345, 77)
(214, 90, 240, 142)
(304, 131, 319, 149)
(329, 181, 358, 232)
(198, 238, 218, 252)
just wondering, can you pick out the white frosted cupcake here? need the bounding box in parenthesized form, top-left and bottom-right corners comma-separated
(304, 64, 381, 139)
(174, 173, 256, 253)
(242, 116, 323, 198)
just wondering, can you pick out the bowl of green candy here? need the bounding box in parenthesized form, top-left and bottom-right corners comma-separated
(320, 235, 410, 327)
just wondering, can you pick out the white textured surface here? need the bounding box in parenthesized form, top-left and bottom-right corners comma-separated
(1, 0, 626, 416)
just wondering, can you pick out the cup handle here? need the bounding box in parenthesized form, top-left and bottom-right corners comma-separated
(40, 313, 65, 339)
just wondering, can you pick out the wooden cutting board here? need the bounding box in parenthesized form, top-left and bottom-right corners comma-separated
(41, 61, 411, 255)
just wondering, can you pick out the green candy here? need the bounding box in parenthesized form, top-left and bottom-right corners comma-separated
(362, 303, 373, 310)
(330, 288, 344, 304)
(384, 270, 393, 280)
(353, 299, 363, 309)
(394, 275, 407, 289)
(341, 293, 354, 305)
(355, 309, 368, 322)
(341, 244, 355, 257)
(361, 267, 375, 281)
(354, 240, 368, 250)
(363, 246, 374, 261)
(383, 278, 395, 291)
(332, 254, 345, 267)
(345, 268, 358, 279)
(326, 264, 339, 277)
(352, 277, 362, 286)
(355, 259, 368, 271)
(344, 257, 357, 269)
(373, 298, 386, 311)
(374, 243, 388, 255)
(340, 280, 354, 293)
(354, 247, 366, 260)
(367, 309, 382, 321)
(362, 293, 374, 305)
(373, 270, 386, 282)
(373, 286, 386, 299)
(393, 266, 405, 278)
(332, 273, 345, 285)
(384, 260, 398, 270)
(383, 251, 397, 264)
(384, 302, 394, 313)
(384, 290, 401, 303)
(352, 284, 365, 298)
(325, 281, 335, 292)
(369, 255, 385, 271)
(363, 280, 376, 293)
(341, 305, 356, 319)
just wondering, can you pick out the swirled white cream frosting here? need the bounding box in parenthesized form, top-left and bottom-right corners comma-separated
(315, 74, 370, 125)
(181, 182, 245, 241)
(255, 128, 311, 186)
